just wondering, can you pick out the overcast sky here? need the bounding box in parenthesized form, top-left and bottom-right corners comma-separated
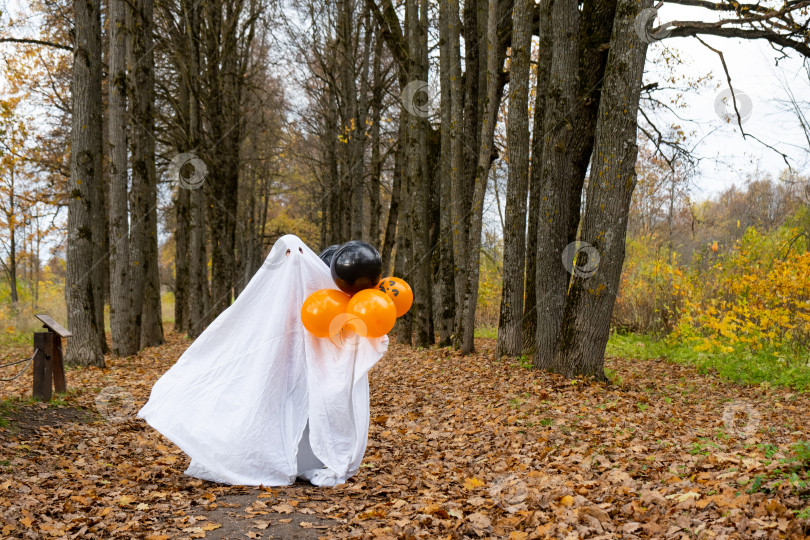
(642, 3, 809, 196)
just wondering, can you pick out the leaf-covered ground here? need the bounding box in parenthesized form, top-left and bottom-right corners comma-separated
(1, 332, 809, 539)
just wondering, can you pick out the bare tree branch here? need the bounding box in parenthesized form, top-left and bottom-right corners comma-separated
(0, 37, 72, 51)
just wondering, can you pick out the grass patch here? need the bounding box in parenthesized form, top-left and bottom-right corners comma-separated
(606, 332, 810, 392)
(474, 327, 497, 339)
(0, 398, 18, 428)
(161, 291, 175, 325)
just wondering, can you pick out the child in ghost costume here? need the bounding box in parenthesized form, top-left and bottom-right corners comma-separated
(137, 235, 388, 487)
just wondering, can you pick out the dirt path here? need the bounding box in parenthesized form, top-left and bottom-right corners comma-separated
(1, 333, 808, 538)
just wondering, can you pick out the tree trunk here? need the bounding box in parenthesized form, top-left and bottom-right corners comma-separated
(8, 170, 18, 307)
(437, 0, 457, 347)
(338, 0, 365, 240)
(130, 0, 161, 349)
(447, 0, 464, 346)
(95, 138, 109, 354)
(182, 0, 208, 339)
(187, 185, 208, 339)
(141, 190, 164, 346)
(460, 0, 500, 354)
(66, 0, 105, 367)
(453, 0, 480, 346)
(203, 0, 240, 318)
(135, 0, 162, 350)
(368, 31, 384, 244)
(175, 177, 189, 332)
(533, 0, 580, 369)
(566, 0, 620, 244)
(523, 0, 552, 353)
(325, 93, 342, 245)
(405, 0, 432, 347)
(108, 0, 136, 356)
(380, 115, 404, 274)
(174, 18, 190, 333)
(496, 0, 532, 357)
(551, 0, 651, 379)
(392, 147, 414, 343)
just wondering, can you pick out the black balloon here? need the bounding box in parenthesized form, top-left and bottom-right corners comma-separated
(330, 241, 383, 295)
(319, 244, 342, 267)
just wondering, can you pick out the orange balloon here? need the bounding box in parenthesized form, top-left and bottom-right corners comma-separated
(301, 289, 351, 338)
(376, 277, 413, 317)
(347, 289, 396, 338)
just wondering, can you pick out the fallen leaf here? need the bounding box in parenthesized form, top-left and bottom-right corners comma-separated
(271, 503, 294, 514)
(463, 477, 485, 490)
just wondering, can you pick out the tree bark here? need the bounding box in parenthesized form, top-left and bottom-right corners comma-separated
(447, 0, 464, 346)
(173, 18, 190, 334)
(66, 0, 105, 367)
(325, 92, 342, 245)
(380, 115, 404, 274)
(141, 192, 164, 346)
(175, 178, 190, 332)
(204, 0, 239, 318)
(453, 0, 481, 346)
(496, 0, 532, 357)
(187, 185, 208, 339)
(460, 0, 500, 354)
(437, 0, 457, 347)
(551, 0, 651, 379)
(566, 0, 619, 244)
(108, 0, 136, 356)
(130, 0, 162, 349)
(406, 0, 432, 347)
(7, 170, 18, 307)
(338, 0, 366, 240)
(533, 0, 580, 369)
(181, 0, 209, 339)
(368, 30, 384, 244)
(523, 0, 552, 353)
(393, 137, 414, 343)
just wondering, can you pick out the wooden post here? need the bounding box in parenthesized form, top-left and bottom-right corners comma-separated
(52, 334, 67, 394)
(32, 314, 72, 401)
(33, 332, 54, 401)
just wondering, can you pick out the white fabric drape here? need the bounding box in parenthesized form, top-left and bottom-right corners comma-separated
(137, 234, 387, 486)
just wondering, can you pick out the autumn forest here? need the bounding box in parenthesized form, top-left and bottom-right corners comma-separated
(0, 0, 809, 536)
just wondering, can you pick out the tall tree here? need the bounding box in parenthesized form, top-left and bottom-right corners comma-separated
(129, 0, 163, 348)
(436, 0, 458, 346)
(533, 0, 580, 369)
(202, 0, 259, 318)
(107, 0, 136, 356)
(451, 0, 481, 346)
(166, 0, 211, 339)
(459, 0, 500, 354)
(368, 31, 385, 244)
(446, 0, 464, 346)
(551, 0, 652, 378)
(66, 0, 105, 366)
(523, 0, 552, 353)
(406, 0, 433, 347)
(496, 0, 531, 357)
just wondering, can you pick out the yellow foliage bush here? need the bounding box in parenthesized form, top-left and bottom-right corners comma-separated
(673, 226, 810, 359)
(616, 219, 810, 364)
